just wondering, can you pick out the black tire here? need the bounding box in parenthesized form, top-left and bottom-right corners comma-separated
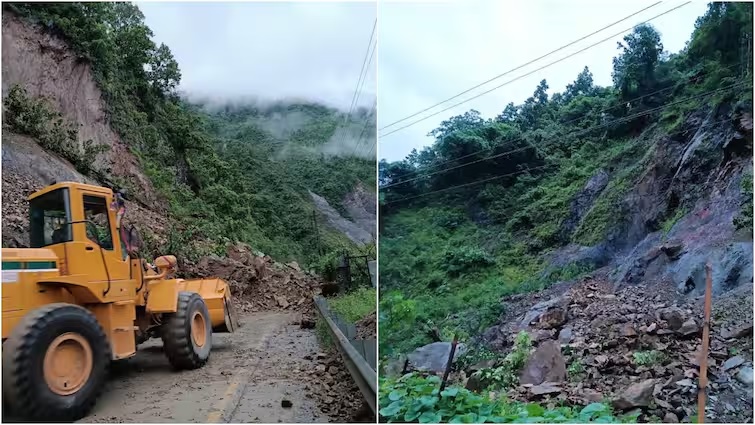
(2, 303, 110, 422)
(161, 292, 212, 370)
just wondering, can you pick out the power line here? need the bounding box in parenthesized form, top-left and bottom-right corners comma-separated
(384, 116, 741, 205)
(382, 81, 748, 189)
(378, 1, 692, 139)
(338, 19, 377, 148)
(381, 80, 747, 190)
(378, 1, 663, 131)
(384, 60, 746, 183)
(347, 19, 377, 117)
(351, 102, 377, 157)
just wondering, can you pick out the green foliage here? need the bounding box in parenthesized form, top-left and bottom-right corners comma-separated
(632, 350, 668, 366)
(9, 3, 375, 267)
(328, 286, 376, 323)
(734, 172, 753, 232)
(568, 359, 585, 379)
(442, 246, 496, 277)
(471, 331, 532, 391)
(378, 374, 639, 423)
(3, 85, 109, 176)
(661, 207, 688, 237)
(316, 286, 376, 348)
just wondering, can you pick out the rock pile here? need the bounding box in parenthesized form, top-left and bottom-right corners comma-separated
(187, 243, 324, 313)
(355, 312, 377, 339)
(308, 351, 374, 422)
(480, 272, 753, 423)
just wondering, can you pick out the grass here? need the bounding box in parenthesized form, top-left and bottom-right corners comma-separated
(632, 350, 667, 366)
(316, 286, 376, 347)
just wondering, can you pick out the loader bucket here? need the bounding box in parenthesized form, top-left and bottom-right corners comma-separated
(218, 292, 241, 333)
(176, 278, 240, 333)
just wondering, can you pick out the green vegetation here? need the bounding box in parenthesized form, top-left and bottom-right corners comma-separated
(734, 172, 753, 233)
(379, 2, 753, 363)
(3, 85, 108, 176)
(316, 286, 376, 347)
(329, 286, 377, 322)
(4, 2, 375, 267)
(632, 350, 668, 366)
(470, 331, 531, 391)
(378, 374, 640, 423)
(567, 359, 585, 380)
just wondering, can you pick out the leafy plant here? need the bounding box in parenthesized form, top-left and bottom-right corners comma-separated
(568, 359, 585, 379)
(378, 373, 640, 423)
(632, 350, 667, 366)
(471, 331, 532, 391)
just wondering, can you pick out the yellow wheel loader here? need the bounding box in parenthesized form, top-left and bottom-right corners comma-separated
(1, 182, 240, 421)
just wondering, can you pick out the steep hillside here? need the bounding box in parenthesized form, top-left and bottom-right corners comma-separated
(1, 3, 375, 272)
(379, 3, 752, 423)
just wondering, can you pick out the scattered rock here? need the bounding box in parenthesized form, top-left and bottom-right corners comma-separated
(520, 340, 566, 385)
(722, 356, 745, 371)
(659, 307, 686, 331)
(736, 367, 754, 385)
(663, 412, 679, 423)
(520, 297, 568, 329)
(275, 295, 290, 309)
(621, 323, 638, 337)
(612, 379, 656, 410)
(300, 318, 316, 329)
(558, 326, 573, 344)
(529, 382, 562, 396)
(720, 323, 753, 339)
(583, 389, 603, 403)
(281, 400, 293, 408)
(677, 319, 699, 336)
(537, 307, 568, 329)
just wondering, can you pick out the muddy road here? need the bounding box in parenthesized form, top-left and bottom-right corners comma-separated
(79, 312, 334, 423)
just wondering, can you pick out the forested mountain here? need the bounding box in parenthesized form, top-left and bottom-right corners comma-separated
(380, 2, 752, 354)
(1, 2, 376, 270)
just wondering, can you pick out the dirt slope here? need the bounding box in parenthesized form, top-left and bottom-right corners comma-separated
(1, 12, 161, 207)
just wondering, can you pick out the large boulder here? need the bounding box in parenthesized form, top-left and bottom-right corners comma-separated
(520, 297, 569, 330)
(612, 379, 656, 410)
(519, 340, 566, 385)
(407, 342, 467, 374)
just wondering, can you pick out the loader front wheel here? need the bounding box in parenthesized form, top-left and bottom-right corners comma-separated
(2, 303, 110, 422)
(162, 292, 212, 369)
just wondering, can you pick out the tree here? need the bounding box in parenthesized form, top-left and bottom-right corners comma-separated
(611, 24, 663, 102)
(564, 66, 594, 102)
(148, 43, 182, 96)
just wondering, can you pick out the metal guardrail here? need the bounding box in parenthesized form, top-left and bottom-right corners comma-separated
(313, 295, 376, 414)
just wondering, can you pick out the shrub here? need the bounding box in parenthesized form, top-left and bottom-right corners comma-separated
(378, 373, 640, 423)
(442, 246, 495, 277)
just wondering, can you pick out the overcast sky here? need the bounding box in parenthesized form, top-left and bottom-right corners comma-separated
(137, 1, 376, 111)
(378, 0, 710, 161)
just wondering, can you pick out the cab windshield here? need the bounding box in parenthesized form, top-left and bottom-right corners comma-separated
(29, 188, 72, 248)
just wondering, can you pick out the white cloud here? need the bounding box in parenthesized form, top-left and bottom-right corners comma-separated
(377, 0, 709, 161)
(137, 1, 377, 111)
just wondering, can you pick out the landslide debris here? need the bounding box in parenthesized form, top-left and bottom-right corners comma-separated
(186, 242, 325, 314)
(474, 271, 753, 423)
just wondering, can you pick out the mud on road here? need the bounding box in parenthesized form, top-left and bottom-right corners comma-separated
(79, 312, 341, 423)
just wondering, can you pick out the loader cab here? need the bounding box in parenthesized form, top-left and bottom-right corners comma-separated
(28, 182, 129, 281)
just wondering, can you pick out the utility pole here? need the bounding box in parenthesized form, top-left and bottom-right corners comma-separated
(312, 210, 322, 256)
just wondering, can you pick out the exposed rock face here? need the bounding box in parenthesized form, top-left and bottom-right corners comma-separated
(560, 169, 610, 240)
(309, 191, 373, 246)
(2, 11, 161, 207)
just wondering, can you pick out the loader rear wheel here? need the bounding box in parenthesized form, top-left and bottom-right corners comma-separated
(2, 303, 110, 422)
(162, 292, 212, 370)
